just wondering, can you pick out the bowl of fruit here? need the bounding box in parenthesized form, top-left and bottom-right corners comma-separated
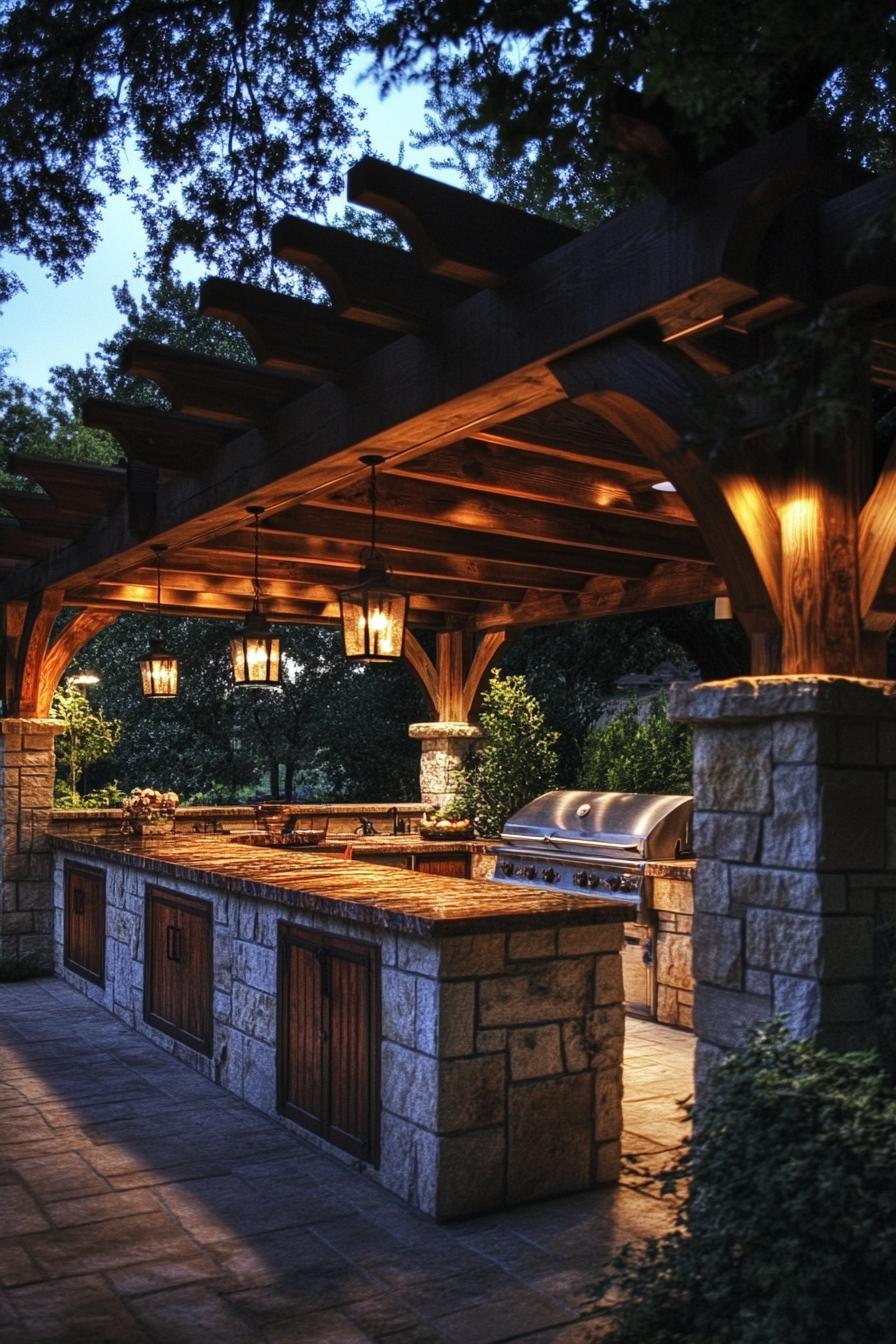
(419, 807, 475, 841)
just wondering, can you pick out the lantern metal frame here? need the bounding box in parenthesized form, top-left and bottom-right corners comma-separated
(138, 545, 179, 699)
(338, 455, 409, 663)
(230, 506, 281, 687)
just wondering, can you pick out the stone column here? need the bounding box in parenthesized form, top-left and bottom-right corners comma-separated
(671, 677, 896, 1086)
(408, 722, 481, 811)
(0, 717, 63, 968)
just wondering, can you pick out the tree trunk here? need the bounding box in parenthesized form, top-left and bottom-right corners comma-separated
(284, 760, 294, 802)
(268, 763, 280, 800)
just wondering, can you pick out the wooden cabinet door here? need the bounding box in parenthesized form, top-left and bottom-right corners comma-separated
(64, 863, 105, 986)
(278, 925, 380, 1164)
(144, 887, 213, 1055)
(414, 852, 470, 879)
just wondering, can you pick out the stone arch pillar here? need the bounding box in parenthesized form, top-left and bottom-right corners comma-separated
(408, 721, 481, 811)
(0, 717, 64, 968)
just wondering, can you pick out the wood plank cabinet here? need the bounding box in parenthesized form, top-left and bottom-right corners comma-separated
(278, 924, 380, 1164)
(412, 852, 470, 878)
(144, 887, 213, 1055)
(63, 862, 106, 986)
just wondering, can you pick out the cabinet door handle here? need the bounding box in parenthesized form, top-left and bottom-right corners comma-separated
(165, 924, 182, 962)
(72, 888, 85, 915)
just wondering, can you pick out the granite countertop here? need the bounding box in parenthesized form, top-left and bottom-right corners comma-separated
(49, 834, 635, 938)
(316, 835, 491, 855)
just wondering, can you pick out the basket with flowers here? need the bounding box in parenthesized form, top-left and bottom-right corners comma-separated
(121, 788, 179, 836)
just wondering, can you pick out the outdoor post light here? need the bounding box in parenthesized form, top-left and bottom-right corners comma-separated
(138, 545, 179, 698)
(230, 506, 281, 687)
(339, 455, 408, 663)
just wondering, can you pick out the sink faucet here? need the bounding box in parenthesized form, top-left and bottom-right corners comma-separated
(355, 815, 377, 836)
(387, 807, 405, 835)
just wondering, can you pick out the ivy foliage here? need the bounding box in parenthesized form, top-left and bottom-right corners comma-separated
(603, 1020, 896, 1344)
(454, 668, 559, 835)
(579, 693, 693, 796)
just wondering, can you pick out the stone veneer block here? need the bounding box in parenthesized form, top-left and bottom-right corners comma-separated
(479, 960, 589, 1026)
(509, 1024, 563, 1080)
(507, 1074, 593, 1203)
(508, 928, 556, 960)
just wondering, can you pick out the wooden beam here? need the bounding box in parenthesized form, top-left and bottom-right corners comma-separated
(394, 439, 696, 525)
(257, 505, 659, 580)
(347, 156, 579, 286)
(122, 340, 313, 426)
(36, 609, 118, 716)
(6, 455, 126, 513)
(15, 588, 65, 716)
(0, 521, 61, 560)
(200, 278, 393, 378)
(187, 533, 589, 594)
(317, 472, 711, 564)
(271, 216, 471, 331)
(82, 400, 233, 473)
(474, 563, 725, 630)
(68, 580, 479, 620)
(551, 337, 782, 632)
(0, 491, 93, 540)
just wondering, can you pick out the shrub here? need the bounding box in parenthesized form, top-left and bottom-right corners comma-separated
(455, 669, 559, 836)
(603, 1020, 896, 1344)
(580, 692, 692, 795)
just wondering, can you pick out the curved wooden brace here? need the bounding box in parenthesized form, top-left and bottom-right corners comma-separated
(35, 609, 119, 716)
(550, 336, 782, 634)
(122, 340, 312, 426)
(462, 631, 507, 719)
(402, 630, 439, 719)
(859, 437, 896, 632)
(13, 590, 64, 716)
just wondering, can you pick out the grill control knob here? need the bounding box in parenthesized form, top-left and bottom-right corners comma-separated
(500, 861, 514, 876)
(541, 867, 559, 883)
(620, 876, 638, 892)
(573, 870, 588, 888)
(605, 875, 622, 891)
(586, 873, 601, 889)
(521, 865, 536, 880)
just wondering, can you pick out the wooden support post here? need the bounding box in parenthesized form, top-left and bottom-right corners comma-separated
(13, 591, 64, 718)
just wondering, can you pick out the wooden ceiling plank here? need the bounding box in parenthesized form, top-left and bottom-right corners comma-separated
(122, 340, 314, 426)
(199, 278, 394, 378)
(271, 216, 472, 331)
(476, 400, 653, 471)
(64, 584, 468, 623)
(394, 439, 696, 525)
(347, 156, 579, 286)
(318, 473, 711, 564)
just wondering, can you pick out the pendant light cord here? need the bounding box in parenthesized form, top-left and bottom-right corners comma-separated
(253, 510, 261, 613)
(368, 460, 378, 554)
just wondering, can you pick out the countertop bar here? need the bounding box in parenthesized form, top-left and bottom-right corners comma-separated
(49, 835, 635, 937)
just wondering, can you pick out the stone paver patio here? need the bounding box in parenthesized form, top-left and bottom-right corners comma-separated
(0, 979, 692, 1343)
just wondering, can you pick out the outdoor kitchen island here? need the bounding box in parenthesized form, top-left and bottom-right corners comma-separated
(49, 833, 632, 1220)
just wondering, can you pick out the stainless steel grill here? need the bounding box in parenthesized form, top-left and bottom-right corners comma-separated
(490, 789, 694, 1018)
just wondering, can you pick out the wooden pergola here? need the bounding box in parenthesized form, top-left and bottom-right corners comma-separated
(1, 120, 895, 720)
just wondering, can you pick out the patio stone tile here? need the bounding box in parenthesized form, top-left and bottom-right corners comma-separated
(154, 1172, 319, 1242)
(1, 1184, 49, 1235)
(0, 1241, 41, 1288)
(45, 1187, 161, 1226)
(262, 1309, 376, 1343)
(130, 1282, 263, 1342)
(210, 1226, 351, 1289)
(435, 1289, 577, 1343)
(7, 1273, 151, 1342)
(105, 1250, 225, 1296)
(14, 1150, 110, 1199)
(22, 1211, 202, 1275)
(223, 1266, 385, 1321)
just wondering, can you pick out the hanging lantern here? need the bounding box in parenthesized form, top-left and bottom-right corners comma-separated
(230, 506, 281, 687)
(339, 456, 408, 663)
(138, 546, 179, 698)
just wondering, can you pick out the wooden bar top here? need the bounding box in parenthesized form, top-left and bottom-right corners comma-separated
(48, 834, 635, 938)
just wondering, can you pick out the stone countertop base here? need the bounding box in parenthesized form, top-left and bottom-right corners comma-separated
(49, 835, 633, 938)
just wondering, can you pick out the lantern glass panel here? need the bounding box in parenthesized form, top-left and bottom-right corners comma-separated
(340, 583, 407, 661)
(230, 631, 281, 686)
(139, 648, 179, 698)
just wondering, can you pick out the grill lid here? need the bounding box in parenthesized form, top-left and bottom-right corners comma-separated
(500, 789, 693, 860)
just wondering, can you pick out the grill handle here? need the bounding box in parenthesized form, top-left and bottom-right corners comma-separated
(499, 832, 643, 854)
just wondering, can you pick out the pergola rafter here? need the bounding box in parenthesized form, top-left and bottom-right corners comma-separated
(1, 118, 895, 713)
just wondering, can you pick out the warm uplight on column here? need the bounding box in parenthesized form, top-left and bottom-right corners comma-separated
(339, 456, 408, 663)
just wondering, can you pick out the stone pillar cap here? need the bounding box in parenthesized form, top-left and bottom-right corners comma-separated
(408, 721, 482, 740)
(670, 675, 896, 725)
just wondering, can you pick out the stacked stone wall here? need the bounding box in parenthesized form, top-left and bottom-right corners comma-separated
(54, 850, 625, 1219)
(653, 875, 694, 1029)
(672, 677, 896, 1085)
(0, 718, 62, 967)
